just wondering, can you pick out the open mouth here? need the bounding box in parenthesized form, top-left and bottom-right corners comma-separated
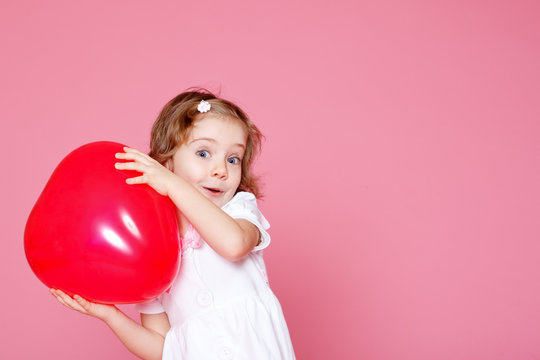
(203, 187, 222, 194)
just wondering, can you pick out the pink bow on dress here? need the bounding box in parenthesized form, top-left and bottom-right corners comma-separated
(182, 224, 202, 250)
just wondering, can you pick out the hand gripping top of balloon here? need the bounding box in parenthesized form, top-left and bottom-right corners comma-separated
(24, 141, 181, 304)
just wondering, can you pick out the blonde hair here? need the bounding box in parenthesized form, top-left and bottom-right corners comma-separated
(149, 89, 264, 197)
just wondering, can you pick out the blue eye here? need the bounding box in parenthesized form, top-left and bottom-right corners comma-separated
(228, 157, 241, 164)
(197, 150, 210, 158)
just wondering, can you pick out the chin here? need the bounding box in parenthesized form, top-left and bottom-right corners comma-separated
(204, 195, 225, 208)
(218, 194, 234, 207)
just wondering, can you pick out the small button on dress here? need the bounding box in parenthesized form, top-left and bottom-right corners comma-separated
(196, 290, 212, 307)
(219, 346, 234, 360)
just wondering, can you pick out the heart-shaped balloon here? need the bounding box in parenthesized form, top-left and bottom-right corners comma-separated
(24, 141, 181, 304)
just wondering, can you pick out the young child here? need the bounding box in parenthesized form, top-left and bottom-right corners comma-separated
(50, 89, 295, 359)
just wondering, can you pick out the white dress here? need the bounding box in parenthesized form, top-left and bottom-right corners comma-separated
(135, 192, 295, 360)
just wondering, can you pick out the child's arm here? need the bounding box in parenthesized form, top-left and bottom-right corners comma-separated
(115, 147, 259, 261)
(51, 289, 168, 360)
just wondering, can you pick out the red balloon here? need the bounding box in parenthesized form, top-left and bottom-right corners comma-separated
(24, 141, 180, 304)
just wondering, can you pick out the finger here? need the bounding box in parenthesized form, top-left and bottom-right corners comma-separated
(51, 290, 72, 308)
(123, 147, 154, 161)
(115, 153, 153, 166)
(56, 296, 69, 308)
(52, 288, 66, 297)
(61, 295, 88, 313)
(123, 146, 143, 154)
(125, 175, 147, 185)
(54, 290, 87, 313)
(73, 295, 92, 312)
(116, 149, 154, 165)
(114, 161, 148, 172)
(50, 288, 61, 300)
(115, 149, 145, 159)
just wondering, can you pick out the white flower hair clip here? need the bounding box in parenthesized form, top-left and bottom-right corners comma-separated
(197, 100, 211, 113)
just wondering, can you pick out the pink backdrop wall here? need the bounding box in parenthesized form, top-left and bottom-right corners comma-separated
(2, 1, 539, 359)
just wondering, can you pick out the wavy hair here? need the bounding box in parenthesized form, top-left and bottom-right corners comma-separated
(148, 89, 264, 197)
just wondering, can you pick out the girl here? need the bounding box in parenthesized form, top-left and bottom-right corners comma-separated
(50, 89, 295, 359)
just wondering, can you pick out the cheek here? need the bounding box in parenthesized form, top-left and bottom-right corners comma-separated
(230, 168, 243, 187)
(171, 160, 194, 182)
(176, 168, 200, 184)
(180, 163, 210, 185)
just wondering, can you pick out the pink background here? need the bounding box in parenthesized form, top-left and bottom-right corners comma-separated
(2, 0, 539, 359)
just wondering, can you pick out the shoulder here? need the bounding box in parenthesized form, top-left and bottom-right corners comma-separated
(224, 191, 257, 205)
(223, 192, 271, 251)
(221, 191, 259, 212)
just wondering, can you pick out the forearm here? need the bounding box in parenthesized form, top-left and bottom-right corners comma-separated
(103, 308, 165, 360)
(167, 176, 254, 259)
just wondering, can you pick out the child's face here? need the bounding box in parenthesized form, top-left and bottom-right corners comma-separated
(169, 115, 247, 208)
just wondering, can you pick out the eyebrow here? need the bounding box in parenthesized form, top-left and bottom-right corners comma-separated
(190, 137, 246, 149)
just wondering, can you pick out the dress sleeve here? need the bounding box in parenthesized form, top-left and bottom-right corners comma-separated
(134, 297, 165, 314)
(222, 192, 271, 252)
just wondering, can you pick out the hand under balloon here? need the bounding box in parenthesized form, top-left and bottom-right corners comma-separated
(50, 288, 117, 321)
(115, 147, 177, 196)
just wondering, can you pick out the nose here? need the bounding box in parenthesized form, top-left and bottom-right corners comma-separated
(211, 160, 228, 179)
